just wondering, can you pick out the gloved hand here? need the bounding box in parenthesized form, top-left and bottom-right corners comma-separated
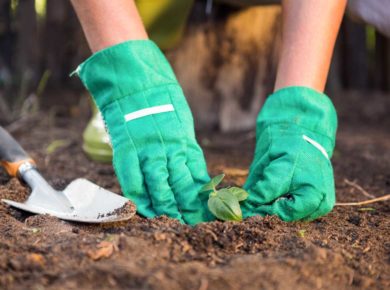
(74, 40, 211, 225)
(242, 87, 338, 221)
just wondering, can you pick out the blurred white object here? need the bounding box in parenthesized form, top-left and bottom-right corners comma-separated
(347, 0, 390, 37)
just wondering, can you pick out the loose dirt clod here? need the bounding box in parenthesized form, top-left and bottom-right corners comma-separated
(87, 241, 118, 260)
(96, 200, 136, 219)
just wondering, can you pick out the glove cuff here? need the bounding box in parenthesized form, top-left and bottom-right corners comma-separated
(258, 86, 338, 147)
(74, 40, 179, 110)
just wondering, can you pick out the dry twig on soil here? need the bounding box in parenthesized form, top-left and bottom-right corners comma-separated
(335, 194, 390, 206)
(344, 178, 376, 199)
(336, 178, 389, 206)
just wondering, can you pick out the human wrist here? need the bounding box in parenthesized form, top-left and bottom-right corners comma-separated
(71, 0, 148, 53)
(258, 86, 338, 150)
(74, 40, 179, 109)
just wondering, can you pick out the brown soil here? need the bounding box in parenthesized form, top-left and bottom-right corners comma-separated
(0, 91, 389, 290)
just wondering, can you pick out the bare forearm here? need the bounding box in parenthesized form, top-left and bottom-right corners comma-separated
(70, 0, 148, 53)
(275, 0, 347, 92)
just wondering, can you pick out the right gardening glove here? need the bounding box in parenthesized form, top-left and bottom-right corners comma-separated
(242, 87, 338, 221)
(74, 40, 211, 225)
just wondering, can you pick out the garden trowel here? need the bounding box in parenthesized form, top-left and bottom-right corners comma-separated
(0, 126, 135, 223)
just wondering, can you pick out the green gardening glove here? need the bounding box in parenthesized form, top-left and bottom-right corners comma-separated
(74, 40, 211, 225)
(242, 87, 338, 221)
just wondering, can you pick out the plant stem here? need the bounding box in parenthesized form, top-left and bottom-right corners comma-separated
(209, 191, 217, 197)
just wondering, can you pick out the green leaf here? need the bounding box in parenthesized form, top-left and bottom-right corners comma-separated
(211, 174, 225, 187)
(200, 182, 213, 193)
(207, 189, 242, 221)
(208, 196, 224, 219)
(218, 189, 242, 219)
(200, 174, 225, 193)
(228, 187, 249, 201)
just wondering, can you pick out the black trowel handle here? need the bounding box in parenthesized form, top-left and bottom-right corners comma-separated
(0, 126, 35, 177)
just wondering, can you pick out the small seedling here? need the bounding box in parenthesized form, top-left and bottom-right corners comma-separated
(200, 174, 248, 222)
(297, 229, 306, 238)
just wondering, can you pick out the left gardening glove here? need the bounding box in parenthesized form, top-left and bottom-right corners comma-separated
(74, 40, 211, 225)
(242, 86, 338, 221)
